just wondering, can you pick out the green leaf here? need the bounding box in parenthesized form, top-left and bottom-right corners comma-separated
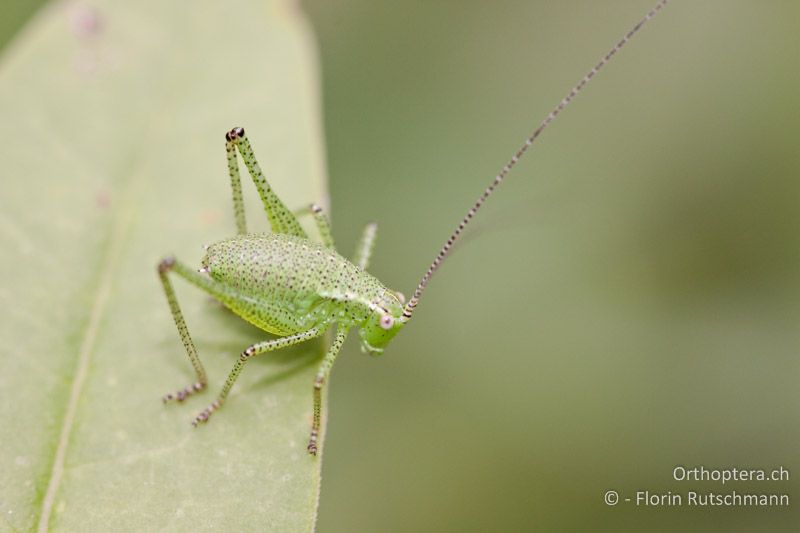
(0, 1, 328, 530)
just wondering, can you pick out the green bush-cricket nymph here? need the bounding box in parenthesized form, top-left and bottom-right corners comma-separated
(158, 0, 670, 456)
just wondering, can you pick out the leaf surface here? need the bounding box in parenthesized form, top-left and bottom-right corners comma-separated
(0, 1, 328, 530)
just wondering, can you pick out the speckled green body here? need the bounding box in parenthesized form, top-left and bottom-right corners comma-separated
(201, 233, 403, 343)
(158, 127, 407, 454)
(159, 2, 669, 455)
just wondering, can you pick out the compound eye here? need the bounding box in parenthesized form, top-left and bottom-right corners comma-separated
(379, 314, 394, 330)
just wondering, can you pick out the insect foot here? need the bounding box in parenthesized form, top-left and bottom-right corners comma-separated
(224, 126, 245, 142)
(191, 400, 221, 427)
(162, 382, 205, 403)
(307, 417, 320, 454)
(306, 377, 324, 456)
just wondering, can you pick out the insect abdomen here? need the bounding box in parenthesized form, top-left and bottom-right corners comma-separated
(202, 233, 386, 332)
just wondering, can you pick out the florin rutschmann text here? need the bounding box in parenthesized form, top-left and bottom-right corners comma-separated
(604, 466, 790, 508)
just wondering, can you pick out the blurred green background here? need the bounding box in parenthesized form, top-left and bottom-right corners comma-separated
(303, 1, 799, 531)
(4, 1, 798, 531)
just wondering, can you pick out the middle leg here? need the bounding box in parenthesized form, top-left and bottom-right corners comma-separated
(192, 327, 325, 426)
(352, 222, 378, 271)
(158, 255, 245, 403)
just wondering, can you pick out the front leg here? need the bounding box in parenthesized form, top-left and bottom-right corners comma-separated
(308, 325, 349, 456)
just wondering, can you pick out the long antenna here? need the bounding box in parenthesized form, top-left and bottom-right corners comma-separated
(401, 0, 670, 322)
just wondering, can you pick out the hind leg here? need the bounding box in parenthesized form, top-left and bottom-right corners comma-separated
(225, 127, 308, 238)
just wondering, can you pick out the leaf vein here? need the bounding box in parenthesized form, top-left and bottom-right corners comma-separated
(36, 203, 134, 532)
